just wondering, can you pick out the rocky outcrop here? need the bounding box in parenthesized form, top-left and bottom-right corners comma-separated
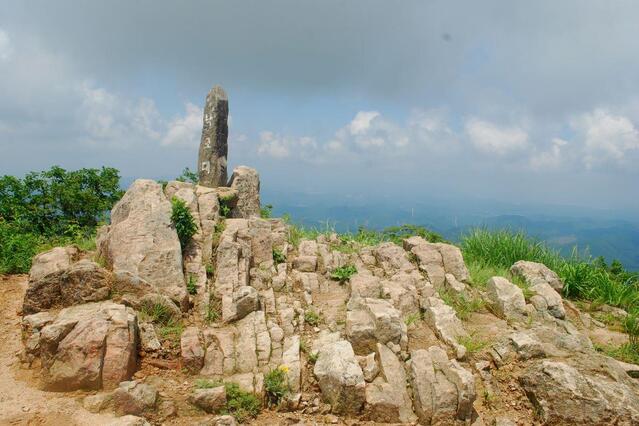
(485, 276, 527, 319)
(314, 340, 366, 416)
(198, 85, 229, 188)
(97, 179, 187, 309)
(403, 237, 470, 286)
(23, 259, 111, 314)
(228, 166, 261, 218)
(408, 346, 476, 424)
(520, 359, 639, 425)
(36, 301, 138, 391)
(510, 260, 563, 292)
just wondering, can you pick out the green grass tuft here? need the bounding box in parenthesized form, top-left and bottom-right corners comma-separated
(330, 264, 357, 283)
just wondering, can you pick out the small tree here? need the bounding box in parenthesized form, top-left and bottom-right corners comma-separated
(171, 197, 197, 249)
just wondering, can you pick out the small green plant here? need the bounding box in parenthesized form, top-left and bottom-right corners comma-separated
(304, 310, 321, 326)
(205, 263, 214, 277)
(308, 352, 319, 363)
(224, 382, 261, 422)
(260, 204, 273, 219)
(330, 264, 357, 283)
(175, 167, 199, 184)
(299, 339, 309, 353)
(186, 274, 197, 295)
(623, 313, 639, 348)
(595, 342, 639, 365)
(264, 366, 290, 407)
(272, 248, 286, 264)
(458, 333, 489, 355)
(439, 290, 484, 321)
(157, 323, 184, 347)
(171, 197, 198, 249)
(140, 303, 174, 325)
(404, 312, 422, 326)
(195, 378, 223, 389)
(218, 193, 236, 218)
(206, 297, 222, 323)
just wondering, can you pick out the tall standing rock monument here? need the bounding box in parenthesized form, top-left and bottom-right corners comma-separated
(198, 85, 228, 187)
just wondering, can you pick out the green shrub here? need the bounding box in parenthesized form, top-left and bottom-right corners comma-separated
(186, 274, 197, 295)
(439, 289, 484, 321)
(175, 167, 199, 184)
(264, 366, 290, 407)
(595, 342, 639, 365)
(624, 313, 639, 348)
(260, 204, 273, 219)
(273, 248, 286, 264)
(304, 310, 321, 326)
(0, 220, 41, 274)
(170, 197, 198, 249)
(330, 264, 357, 283)
(224, 382, 261, 422)
(140, 303, 175, 325)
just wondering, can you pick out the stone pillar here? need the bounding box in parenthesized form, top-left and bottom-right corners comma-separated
(198, 85, 228, 188)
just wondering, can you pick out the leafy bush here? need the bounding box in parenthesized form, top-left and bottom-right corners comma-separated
(330, 264, 357, 283)
(264, 366, 290, 407)
(0, 166, 123, 273)
(304, 310, 321, 326)
(186, 274, 197, 295)
(0, 220, 41, 274)
(224, 382, 261, 422)
(170, 197, 198, 249)
(0, 166, 123, 235)
(260, 204, 273, 219)
(176, 167, 199, 184)
(272, 248, 286, 264)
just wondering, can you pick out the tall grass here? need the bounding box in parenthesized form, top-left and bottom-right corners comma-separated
(461, 228, 639, 315)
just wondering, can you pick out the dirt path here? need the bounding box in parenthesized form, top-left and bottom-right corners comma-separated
(0, 275, 121, 426)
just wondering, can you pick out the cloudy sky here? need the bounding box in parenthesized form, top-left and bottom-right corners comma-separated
(1, 1, 638, 213)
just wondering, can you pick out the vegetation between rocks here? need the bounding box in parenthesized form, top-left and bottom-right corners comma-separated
(264, 366, 290, 407)
(170, 197, 198, 249)
(330, 264, 357, 283)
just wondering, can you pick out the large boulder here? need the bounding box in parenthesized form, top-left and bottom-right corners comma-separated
(485, 276, 527, 319)
(408, 347, 476, 424)
(228, 166, 260, 218)
(97, 179, 187, 309)
(313, 340, 366, 416)
(520, 359, 639, 425)
(29, 246, 79, 282)
(510, 260, 563, 292)
(37, 301, 138, 391)
(23, 259, 111, 315)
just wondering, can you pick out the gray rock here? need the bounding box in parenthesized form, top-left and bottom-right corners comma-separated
(189, 386, 227, 414)
(198, 85, 228, 188)
(139, 322, 161, 352)
(181, 326, 205, 373)
(357, 352, 379, 382)
(292, 255, 317, 272)
(112, 381, 158, 416)
(97, 179, 187, 309)
(83, 392, 113, 413)
(519, 359, 639, 424)
(510, 260, 563, 292)
(422, 297, 468, 359)
(485, 276, 526, 319)
(229, 166, 260, 218)
(529, 282, 566, 319)
(23, 259, 111, 315)
(28, 246, 79, 282)
(38, 301, 138, 391)
(313, 340, 366, 415)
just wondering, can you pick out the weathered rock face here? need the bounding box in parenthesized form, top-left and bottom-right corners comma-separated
(422, 296, 468, 359)
(408, 347, 476, 424)
(36, 301, 138, 391)
(520, 359, 639, 425)
(112, 381, 158, 417)
(346, 298, 405, 355)
(97, 179, 187, 309)
(189, 386, 226, 414)
(198, 85, 229, 188)
(29, 246, 80, 282)
(228, 166, 260, 218)
(486, 276, 527, 319)
(511, 260, 563, 292)
(23, 259, 111, 315)
(313, 340, 366, 416)
(181, 326, 205, 373)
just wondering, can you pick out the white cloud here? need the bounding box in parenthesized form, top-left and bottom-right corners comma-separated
(570, 108, 639, 168)
(0, 29, 12, 61)
(465, 118, 528, 155)
(161, 102, 202, 146)
(257, 131, 290, 158)
(349, 111, 379, 135)
(529, 137, 566, 170)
